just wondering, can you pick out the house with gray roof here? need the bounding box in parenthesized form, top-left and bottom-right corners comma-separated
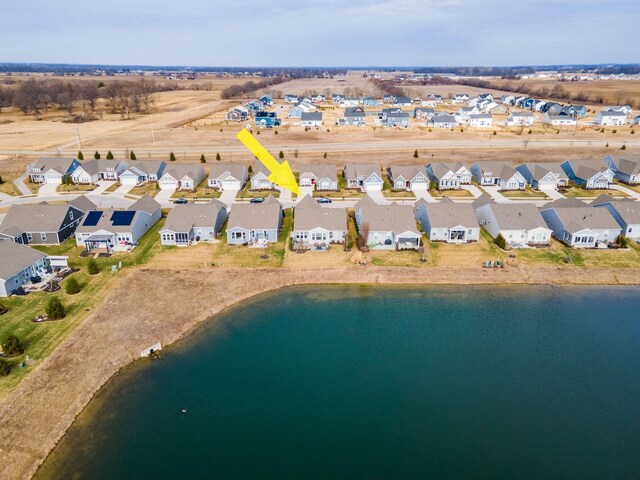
(0, 202, 84, 245)
(69, 195, 97, 214)
(561, 160, 613, 189)
(119, 160, 166, 186)
(159, 165, 205, 190)
(507, 111, 535, 126)
(427, 162, 472, 190)
(160, 200, 227, 246)
(354, 196, 421, 250)
(539, 198, 622, 248)
(471, 161, 527, 190)
(28, 157, 81, 184)
(74, 196, 161, 252)
(591, 195, 640, 240)
(605, 154, 640, 185)
(291, 195, 347, 250)
(473, 195, 551, 247)
(300, 111, 323, 128)
(378, 108, 410, 127)
(70, 159, 129, 184)
(340, 106, 366, 126)
(0, 241, 49, 296)
(595, 110, 627, 126)
(415, 198, 480, 243)
(387, 165, 429, 192)
(414, 107, 435, 120)
(468, 113, 493, 128)
(344, 164, 383, 191)
(429, 113, 457, 129)
(208, 164, 248, 190)
(516, 163, 569, 190)
(298, 164, 338, 190)
(226, 195, 283, 246)
(251, 160, 278, 190)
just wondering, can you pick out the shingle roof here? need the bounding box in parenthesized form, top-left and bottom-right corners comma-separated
(209, 164, 246, 181)
(357, 202, 419, 235)
(490, 203, 549, 230)
(125, 160, 165, 175)
(69, 195, 97, 213)
(344, 164, 379, 180)
(522, 163, 568, 181)
(1, 203, 74, 233)
(420, 198, 478, 228)
(301, 111, 322, 121)
(298, 164, 337, 182)
(29, 157, 76, 175)
(429, 163, 454, 179)
(475, 161, 518, 180)
(609, 155, 640, 176)
(547, 206, 620, 232)
(163, 165, 204, 181)
(0, 241, 47, 281)
(227, 195, 281, 230)
(163, 200, 226, 233)
(294, 195, 347, 231)
(128, 196, 161, 215)
(388, 165, 424, 181)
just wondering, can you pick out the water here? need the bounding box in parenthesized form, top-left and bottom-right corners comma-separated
(38, 286, 640, 479)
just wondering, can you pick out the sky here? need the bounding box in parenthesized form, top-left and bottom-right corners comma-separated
(1, 0, 639, 67)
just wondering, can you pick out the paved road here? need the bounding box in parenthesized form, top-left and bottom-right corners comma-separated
(37, 183, 58, 196)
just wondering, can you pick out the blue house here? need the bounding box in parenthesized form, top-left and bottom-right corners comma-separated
(521, 98, 535, 109)
(255, 111, 280, 128)
(245, 100, 263, 116)
(363, 97, 380, 107)
(561, 105, 587, 118)
(259, 95, 273, 107)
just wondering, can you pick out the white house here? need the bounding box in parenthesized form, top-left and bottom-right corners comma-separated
(468, 113, 493, 128)
(226, 195, 283, 246)
(159, 165, 206, 190)
(387, 165, 429, 192)
(543, 113, 577, 127)
(28, 157, 81, 184)
(471, 161, 527, 190)
(592, 195, 640, 240)
(595, 111, 627, 126)
(208, 164, 248, 190)
(515, 163, 569, 190)
(415, 198, 480, 243)
(354, 196, 421, 250)
(298, 164, 338, 190)
(119, 160, 166, 186)
(291, 195, 347, 250)
(300, 111, 323, 127)
(344, 164, 383, 192)
(507, 111, 535, 126)
(70, 159, 129, 184)
(429, 114, 457, 129)
(251, 160, 276, 190)
(160, 200, 227, 246)
(561, 160, 614, 189)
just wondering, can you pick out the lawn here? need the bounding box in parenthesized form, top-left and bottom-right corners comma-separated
(382, 177, 415, 198)
(103, 182, 121, 193)
(562, 187, 628, 198)
(431, 189, 473, 198)
(236, 185, 280, 199)
(429, 229, 505, 267)
(0, 181, 21, 196)
(0, 220, 165, 395)
(128, 183, 160, 197)
(171, 179, 222, 200)
(500, 187, 549, 198)
(369, 247, 430, 267)
(56, 184, 96, 193)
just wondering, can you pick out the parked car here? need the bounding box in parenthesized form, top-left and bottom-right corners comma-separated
(173, 198, 188, 204)
(250, 197, 265, 203)
(316, 198, 332, 204)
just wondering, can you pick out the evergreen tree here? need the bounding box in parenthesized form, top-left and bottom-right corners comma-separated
(77, 151, 84, 160)
(45, 297, 66, 320)
(279, 151, 284, 159)
(65, 276, 81, 295)
(94, 151, 100, 159)
(2, 335, 24, 356)
(494, 234, 507, 250)
(323, 152, 328, 159)
(621, 144, 627, 150)
(0, 359, 12, 376)
(169, 152, 176, 162)
(130, 151, 136, 161)
(413, 149, 419, 158)
(216, 153, 221, 161)
(200, 154, 206, 163)
(87, 258, 100, 275)
(106, 150, 114, 160)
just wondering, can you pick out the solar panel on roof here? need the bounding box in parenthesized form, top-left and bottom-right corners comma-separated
(110, 210, 135, 226)
(83, 210, 103, 227)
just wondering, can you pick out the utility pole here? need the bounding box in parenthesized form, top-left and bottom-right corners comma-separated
(151, 127, 156, 145)
(76, 129, 81, 148)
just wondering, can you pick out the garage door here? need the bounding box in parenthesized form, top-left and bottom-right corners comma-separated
(121, 175, 139, 186)
(412, 182, 428, 191)
(45, 175, 63, 184)
(538, 181, 556, 190)
(366, 183, 382, 191)
(221, 180, 241, 190)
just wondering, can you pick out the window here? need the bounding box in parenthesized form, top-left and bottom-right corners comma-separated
(69, 211, 74, 220)
(40, 233, 47, 242)
(27, 233, 33, 242)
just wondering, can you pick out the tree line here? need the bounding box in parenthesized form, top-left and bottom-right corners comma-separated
(0, 78, 177, 119)
(220, 77, 286, 99)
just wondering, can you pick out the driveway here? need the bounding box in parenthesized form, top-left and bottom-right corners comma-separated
(461, 184, 483, 199)
(154, 187, 176, 204)
(413, 189, 437, 203)
(38, 182, 59, 196)
(366, 188, 388, 204)
(93, 180, 117, 195)
(610, 184, 640, 200)
(298, 185, 314, 199)
(219, 187, 239, 207)
(540, 187, 565, 201)
(114, 183, 135, 195)
(480, 185, 511, 204)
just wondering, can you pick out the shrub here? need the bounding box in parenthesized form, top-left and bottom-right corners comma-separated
(65, 276, 81, 294)
(130, 151, 136, 160)
(612, 129, 617, 134)
(200, 154, 206, 163)
(256, 130, 260, 135)
(616, 234, 629, 248)
(77, 151, 84, 160)
(631, 130, 635, 135)
(2, 335, 24, 356)
(413, 149, 419, 158)
(494, 234, 507, 250)
(169, 152, 176, 162)
(94, 151, 100, 159)
(605, 143, 609, 148)
(621, 144, 627, 150)
(492, 131, 497, 135)
(45, 297, 65, 320)
(323, 152, 328, 159)
(528, 129, 532, 134)
(0, 302, 7, 315)
(87, 258, 100, 275)
(0, 359, 12, 376)
(106, 150, 114, 160)
(278, 151, 284, 159)
(274, 130, 278, 135)
(216, 153, 221, 161)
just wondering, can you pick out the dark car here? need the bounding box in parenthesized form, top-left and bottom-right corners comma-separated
(250, 197, 265, 204)
(316, 198, 332, 204)
(173, 198, 188, 204)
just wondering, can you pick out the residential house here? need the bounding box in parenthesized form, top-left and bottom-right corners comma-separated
(225, 106, 249, 122)
(284, 94, 299, 103)
(251, 160, 277, 190)
(392, 96, 412, 106)
(427, 163, 461, 190)
(414, 107, 435, 120)
(592, 195, 640, 240)
(429, 114, 457, 129)
(595, 111, 627, 126)
(560, 105, 587, 117)
(605, 154, 640, 185)
(561, 160, 613, 189)
(70, 159, 128, 184)
(300, 111, 323, 127)
(291, 195, 347, 250)
(340, 106, 366, 126)
(208, 164, 248, 190)
(0, 241, 49, 297)
(415, 198, 480, 243)
(344, 164, 383, 191)
(387, 165, 429, 192)
(75, 196, 161, 252)
(310, 94, 326, 104)
(473, 196, 552, 247)
(544, 113, 577, 126)
(159, 165, 206, 190)
(378, 108, 410, 127)
(69, 195, 98, 215)
(255, 111, 280, 127)
(259, 95, 273, 107)
(160, 200, 227, 246)
(500, 95, 515, 105)
(471, 161, 527, 190)
(455, 106, 480, 122)
(28, 157, 81, 184)
(543, 102, 563, 114)
(486, 103, 508, 115)
(0, 202, 84, 245)
(539, 198, 622, 248)
(633, 115, 640, 125)
(451, 93, 470, 104)
(507, 111, 535, 126)
(331, 94, 344, 104)
(119, 160, 166, 186)
(515, 163, 569, 190)
(298, 164, 338, 190)
(604, 105, 632, 116)
(226, 195, 283, 246)
(288, 101, 316, 119)
(468, 113, 493, 128)
(342, 97, 361, 107)
(363, 97, 380, 107)
(353, 196, 421, 250)
(426, 94, 443, 104)
(244, 100, 263, 116)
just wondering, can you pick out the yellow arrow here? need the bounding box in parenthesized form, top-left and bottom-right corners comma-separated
(236, 129, 300, 196)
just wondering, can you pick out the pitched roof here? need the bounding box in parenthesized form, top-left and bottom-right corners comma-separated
(475, 161, 519, 180)
(388, 165, 424, 181)
(429, 163, 455, 179)
(294, 196, 346, 231)
(1, 203, 74, 232)
(209, 164, 246, 181)
(344, 163, 379, 180)
(420, 198, 478, 228)
(358, 202, 419, 235)
(227, 195, 281, 230)
(69, 195, 97, 213)
(125, 160, 165, 175)
(596, 199, 640, 225)
(74, 159, 126, 175)
(163, 165, 204, 180)
(490, 203, 549, 230)
(609, 155, 640, 176)
(546, 206, 620, 232)
(431, 113, 456, 123)
(29, 157, 76, 175)
(128, 195, 161, 215)
(163, 201, 226, 232)
(301, 111, 322, 121)
(523, 162, 568, 181)
(298, 164, 337, 182)
(344, 107, 365, 117)
(0, 241, 47, 281)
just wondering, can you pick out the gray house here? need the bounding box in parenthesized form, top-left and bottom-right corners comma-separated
(341, 106, 366, 126)
(70, 159, 129, 184)
(226, 195, 283, 246)
(301, 111, 323, 127)
(539, 198, 621, 248)
(250, 160, 277, 190)
(387, 165, 429, 192)
(515, 163, 569, 190)
(561, 160, 614, 189)
(69, 195, 98, 214)
(298, 164, 338, 190)
(378, 108, 410, 127)
(471, 161, 527, 190)
(160, 200, 227, 246)
(0, 202, 84, 245)
(0, 241, 49, 297)
(605, 155, 640, 185)
(291, 195, 347, 250)
(119, 160, 166, 186)
(415, 198, 480, 243)
(354, 196, 421, 250)
(592, 195, 640, 240)
(28, 157, 81, 184)
(429, 114, 457, 129)
(208, 164, 248, 190)
(344, 164, 383, 191)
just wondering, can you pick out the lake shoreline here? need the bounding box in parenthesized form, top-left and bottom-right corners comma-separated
(1, 265, 640, 479)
